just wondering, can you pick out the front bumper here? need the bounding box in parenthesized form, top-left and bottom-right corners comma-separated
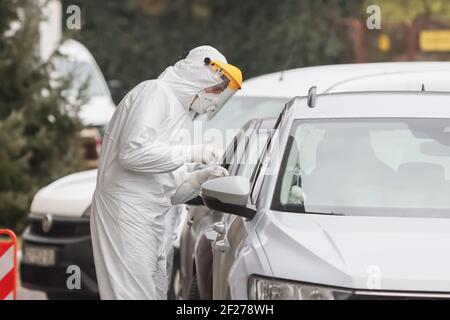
(20, 213, 99, 298)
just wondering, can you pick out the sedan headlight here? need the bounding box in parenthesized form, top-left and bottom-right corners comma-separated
(248, 276, 353, 300)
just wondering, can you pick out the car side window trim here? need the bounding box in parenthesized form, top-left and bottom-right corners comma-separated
(249, 101, 293, 204)
(250, 128, 279, 204)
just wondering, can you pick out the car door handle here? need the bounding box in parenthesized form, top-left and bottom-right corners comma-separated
(212, 222, 226, 234)
(214, 239, 230, 253)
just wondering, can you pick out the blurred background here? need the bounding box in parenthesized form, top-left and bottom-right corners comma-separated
(2, 0, 450, 233)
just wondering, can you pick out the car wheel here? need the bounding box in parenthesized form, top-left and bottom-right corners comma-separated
(188, 274, 201, 300)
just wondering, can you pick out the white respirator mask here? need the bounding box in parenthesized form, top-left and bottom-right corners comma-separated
(190, 90, 220, 116)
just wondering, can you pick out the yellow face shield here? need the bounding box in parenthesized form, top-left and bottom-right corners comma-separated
(203, 58, 243, 120)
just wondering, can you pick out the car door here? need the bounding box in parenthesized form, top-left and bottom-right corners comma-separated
(178, 122, 252, 299)
(212, 119, 274, 299)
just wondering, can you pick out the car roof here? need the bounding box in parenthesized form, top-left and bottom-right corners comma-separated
(237, 62, 450, 99)
(59, 39, 96, 62)
(290, 91, 450, 119)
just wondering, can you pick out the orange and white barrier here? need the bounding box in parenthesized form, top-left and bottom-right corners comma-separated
(0, 229, 17, 300)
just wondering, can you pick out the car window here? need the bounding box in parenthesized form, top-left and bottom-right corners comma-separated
(249, 130, 280, 205)
(249, 110, 287, 204)
(55, 57, 109, 98)
(250, 149, 270, 204)
(272, 118, 450, 218)
(221, 127, 248, 174)
(235, 128, 272, 181)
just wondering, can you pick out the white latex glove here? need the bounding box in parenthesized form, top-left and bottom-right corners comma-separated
(182, 144, 220, 165)
(189, 165, 229, 188)
(171, 165, 229, 205)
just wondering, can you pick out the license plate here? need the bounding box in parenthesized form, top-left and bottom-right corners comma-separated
(23, 246, 56, 266)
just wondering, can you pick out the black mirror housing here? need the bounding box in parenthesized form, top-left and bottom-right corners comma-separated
(202, 195, 256, 219)
(185, 196, 204, 206)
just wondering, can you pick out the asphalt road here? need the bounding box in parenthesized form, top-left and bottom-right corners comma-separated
(16, 267, 47, 300)
(17, 286, 47, 300)
(13, 247, 47, 300)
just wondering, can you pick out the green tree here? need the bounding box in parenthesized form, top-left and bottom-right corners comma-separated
(0, 0, 85, 231)
(364, 0, 450, 22)
(63, 0, 363, 100)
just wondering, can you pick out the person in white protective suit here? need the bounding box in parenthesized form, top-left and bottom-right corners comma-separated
(90, 45, 243, 300)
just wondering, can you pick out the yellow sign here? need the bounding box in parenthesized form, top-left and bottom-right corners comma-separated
(378, 34, 391, 52)
(420, 30, 450, 52)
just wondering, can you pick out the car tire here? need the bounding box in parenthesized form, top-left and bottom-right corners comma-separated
(188, 274, 201, 300)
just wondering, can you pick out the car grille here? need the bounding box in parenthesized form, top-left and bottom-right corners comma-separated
(29, 214, 90, 238)
(21, 265, 70, 290)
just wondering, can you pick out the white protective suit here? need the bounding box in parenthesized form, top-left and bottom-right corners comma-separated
(90, 46, 228, 300)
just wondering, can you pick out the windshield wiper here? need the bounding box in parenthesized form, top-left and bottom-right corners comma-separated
(303, 211, 346, 216)
(281, 204, 346, 216)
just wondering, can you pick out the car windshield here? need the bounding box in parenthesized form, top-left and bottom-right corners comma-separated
(55, 57, 109, 98)
(191, 96, 287, 151)
(273, 118, 450, 218)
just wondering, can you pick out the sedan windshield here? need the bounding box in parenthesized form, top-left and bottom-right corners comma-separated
(273, 118, 450, 218)
(55, 57, 109, 98)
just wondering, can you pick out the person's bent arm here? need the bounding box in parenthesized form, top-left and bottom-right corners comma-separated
(171, 165, 229, 205)
(117, 82, 186, 173)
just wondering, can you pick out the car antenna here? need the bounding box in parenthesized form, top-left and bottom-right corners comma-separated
(277, 0, 296, 82)
(279, 42, 298, 82)
(307, 86, 317, 108)
(421, 83, 426, 91)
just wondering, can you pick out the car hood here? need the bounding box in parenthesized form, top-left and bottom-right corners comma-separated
(79, 95, 115, 127)
(30, 170, 97, 218)
(256, 211, 450, 293)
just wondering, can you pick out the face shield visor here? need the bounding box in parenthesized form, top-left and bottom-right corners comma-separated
(190, 58, 243, 120)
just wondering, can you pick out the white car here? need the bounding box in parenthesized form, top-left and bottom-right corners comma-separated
(57, 39, 116, 127)
(20, 39, 114, 299)
(202, 90, 450, 299)
(21, 62, 450, 299)
(174, 62, 450, 299)
(57, 39, 116, 167)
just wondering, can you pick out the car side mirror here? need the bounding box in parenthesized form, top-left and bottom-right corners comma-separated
(200, 176, 256, 219)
